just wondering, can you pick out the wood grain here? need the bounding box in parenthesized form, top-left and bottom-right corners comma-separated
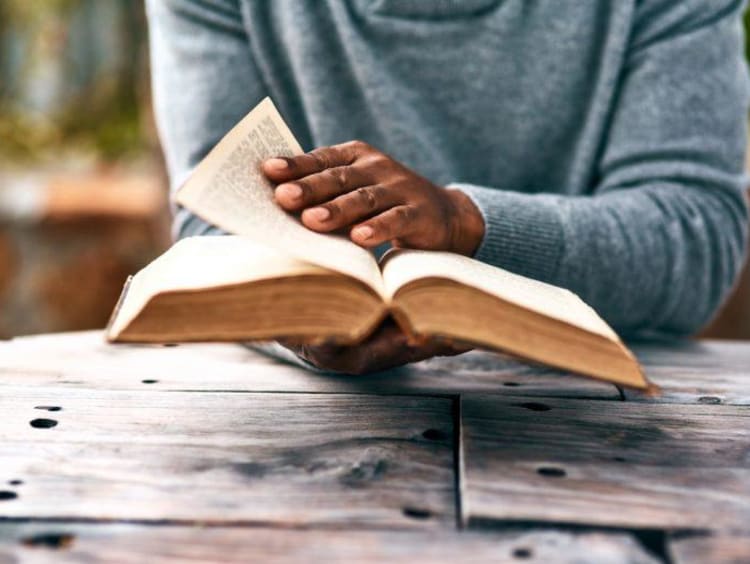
(0, 388, 454, 528)
(460, 394, 750, 530)
(0, 330, 618, 399)
(668, 532, 750, 564)
(0, 524, 661, 564)
(3, 329, 749, 560)
(627, 340, 750, 405)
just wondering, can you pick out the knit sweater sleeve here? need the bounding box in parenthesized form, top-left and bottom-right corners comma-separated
(456, 0, 749, 337)
(147, 0, 327, 370)
(146, 0, 264, 239)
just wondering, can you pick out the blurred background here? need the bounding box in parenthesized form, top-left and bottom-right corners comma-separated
(0, 2, 749, 339)
(0, 0, 168, 338)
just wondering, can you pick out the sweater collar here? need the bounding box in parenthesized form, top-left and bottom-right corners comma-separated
(356, 0, 501, 20)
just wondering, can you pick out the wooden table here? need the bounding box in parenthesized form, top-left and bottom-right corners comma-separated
(0, 332, 748, 563)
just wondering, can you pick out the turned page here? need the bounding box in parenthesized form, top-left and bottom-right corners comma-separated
(381, 249, 620, 342)
(176, 97, 384, 296)
(107, 236, 329, 339)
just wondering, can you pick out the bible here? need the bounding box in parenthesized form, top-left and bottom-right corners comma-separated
(106, 98, 651, 390)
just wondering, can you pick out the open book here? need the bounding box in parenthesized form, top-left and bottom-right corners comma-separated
(107, 98, 651, 390)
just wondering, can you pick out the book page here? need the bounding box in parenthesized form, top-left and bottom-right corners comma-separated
(175, 97, 385, 297)
(382, 249, 619, 341)
(108, 236, 330, 338)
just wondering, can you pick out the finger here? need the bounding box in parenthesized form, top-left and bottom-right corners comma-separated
(262, 140, 367, 182)
(350, 205, 419, 247)
(345, 333, 413, 373)
(274, 163, 371, 212)
(302, 322, 410, 374)
(419, 338, 473, 359)
(357, 329, 465, 371)
(278, 338, 343, 356)
(440, 342, 474, 356)
(301, 184, 403, 232)
(326, 322, 406, 366)
(297, 327, 466, 374)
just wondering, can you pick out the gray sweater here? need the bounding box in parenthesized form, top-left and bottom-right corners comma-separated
(148, 0, 749, 337)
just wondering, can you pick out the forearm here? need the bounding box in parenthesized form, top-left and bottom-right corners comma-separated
(456, 179, 748, 337)
(456, 0, 750, 337)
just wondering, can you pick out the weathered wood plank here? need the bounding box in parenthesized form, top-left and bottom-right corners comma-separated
(633, 339, 750, 372)
(629, 341, 750, 405)
(0, 388, 454, 527)
(0, 524, 661, 564)
(668, 532, 750, 564)
(460, 394, 750, 530)
(0, 330, 618, 399)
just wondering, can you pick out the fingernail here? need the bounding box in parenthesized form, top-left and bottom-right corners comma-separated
(308, 207, 331, 222)
(353, 226, 373, 240)
(278, 183, 302, 200)
(266, 158, 289, 170)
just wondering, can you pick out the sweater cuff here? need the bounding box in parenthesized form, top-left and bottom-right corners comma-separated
(173, 206, 227, 240)
(450, 183, 566, 284)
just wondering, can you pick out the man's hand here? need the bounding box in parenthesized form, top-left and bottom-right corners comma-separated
(262, 141, 484, 256)
(282, 320, 472, 375)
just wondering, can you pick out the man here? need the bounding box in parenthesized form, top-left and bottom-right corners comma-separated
(147, 0, 750, 373)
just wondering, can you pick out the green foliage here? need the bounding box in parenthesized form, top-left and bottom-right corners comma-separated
(3, 0, 80, 23)
(0, 0, 150, 164)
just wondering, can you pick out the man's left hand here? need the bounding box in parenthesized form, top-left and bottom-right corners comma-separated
(281, 320, 472, 375)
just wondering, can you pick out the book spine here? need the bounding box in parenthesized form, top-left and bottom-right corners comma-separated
(388, 305, 429, 347)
